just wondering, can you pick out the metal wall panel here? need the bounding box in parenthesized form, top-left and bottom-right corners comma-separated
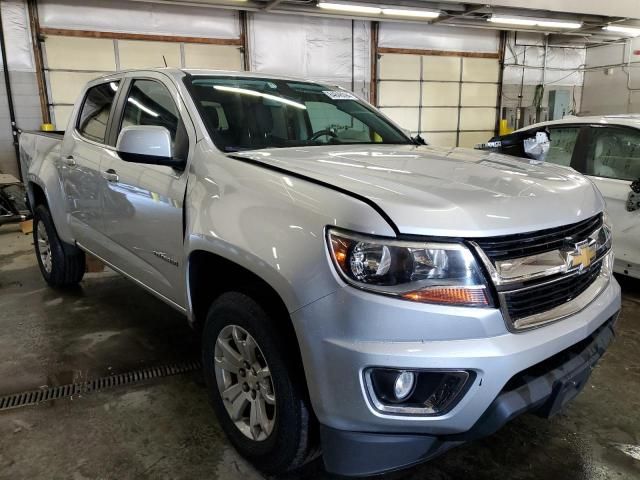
(462, 57, 499, 82)
(379, 108, 419, 132)
(183, 44, 243, 70)
(422, 56, 460, 81)
(459, 108, 496, 130)
(379, 54, 420, 80)
(44, 36, 116, 71)
(118, 40, 181, 69)
(459, 130, 496, 148)
(461, 83, 499, 107)
(377, 52, 498, 147)
(423, 132, 457, 147)
(421, 108, 459, 131)
(422, 83, 459, 107)
(42, 34, 242, 129)
(48, 71, 101, 104)
(378, 81, 421, 107)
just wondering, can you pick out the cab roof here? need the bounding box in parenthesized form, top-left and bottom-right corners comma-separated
(517, 114, 640, 132)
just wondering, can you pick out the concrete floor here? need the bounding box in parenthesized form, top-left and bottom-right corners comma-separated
(0, 224, 639, 480)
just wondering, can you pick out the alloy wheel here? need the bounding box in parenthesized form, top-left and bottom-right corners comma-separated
(214, 324, 276, 441)
(36, 222, 52, 274)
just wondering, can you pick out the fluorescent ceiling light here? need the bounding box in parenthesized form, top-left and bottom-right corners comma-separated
(603, 25, 640, 37)
(488, 15, 582, 29)
(536, 20, 583, 29)
(128, 98, 159, 117)
(381, 7, 440, 18)
(213, 85, 307, 110)
(318, 1, 381, 14)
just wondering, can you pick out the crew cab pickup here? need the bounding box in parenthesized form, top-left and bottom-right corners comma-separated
(19, 69, 621, 477)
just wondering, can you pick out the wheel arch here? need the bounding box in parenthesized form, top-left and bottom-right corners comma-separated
(26, 175, 75, 245)
(187, 249, 309, 383)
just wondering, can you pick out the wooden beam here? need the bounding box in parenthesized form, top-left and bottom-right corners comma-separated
(27, 0, 50, 124)
(239, 11, 250, 71)
(495, 30, 507, 135)
(377, 47, 499, 59)
(370, 21, 378, 106)
(39, 28, 243, 46)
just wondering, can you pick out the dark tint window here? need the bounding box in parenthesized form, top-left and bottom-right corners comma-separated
(120, 79, 188, 161)
(546, 126, 580, 167)
(186, 76, 411, 152)
(585, 127, 640, 181)
(77, 81, 119, 143)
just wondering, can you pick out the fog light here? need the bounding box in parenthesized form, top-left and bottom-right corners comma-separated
(366, 368, 474, 415)
(393, 371, 415, 400)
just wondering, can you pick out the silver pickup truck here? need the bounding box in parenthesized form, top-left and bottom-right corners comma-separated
(19, 69, 621, 477)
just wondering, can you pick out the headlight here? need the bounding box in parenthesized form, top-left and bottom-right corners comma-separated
(327, 229, 491, 307)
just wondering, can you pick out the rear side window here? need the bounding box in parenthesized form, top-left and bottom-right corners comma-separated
(546, 126, 580, 167)
(77, 81, 119, 144)
(585, 127, 640, 181)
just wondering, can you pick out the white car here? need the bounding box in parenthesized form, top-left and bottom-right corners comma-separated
(507, 115, 640, 280)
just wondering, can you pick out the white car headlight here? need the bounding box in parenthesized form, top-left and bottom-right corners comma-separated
(327, 229, 492, 307)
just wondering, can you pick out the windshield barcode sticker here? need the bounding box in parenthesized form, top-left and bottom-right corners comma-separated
(323, 90, 357, 100)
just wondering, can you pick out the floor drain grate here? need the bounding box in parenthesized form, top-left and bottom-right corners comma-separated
(0, 359, 202, 412)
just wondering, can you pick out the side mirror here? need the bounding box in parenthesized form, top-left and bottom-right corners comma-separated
(116, 126, 183, 168)
(412, 134, 427, 146)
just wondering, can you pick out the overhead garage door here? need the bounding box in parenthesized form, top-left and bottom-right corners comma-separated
(377, 53, 499, 148)
(43, 35, 244, 129)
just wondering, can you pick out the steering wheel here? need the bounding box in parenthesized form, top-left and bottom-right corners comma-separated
(309, 129, 338, 142)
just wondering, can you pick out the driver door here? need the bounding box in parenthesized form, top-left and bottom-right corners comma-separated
(99, 74, 193, 306)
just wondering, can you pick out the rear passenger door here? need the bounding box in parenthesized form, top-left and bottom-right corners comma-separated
(60, 79, 120, 254)
(578, 125, 640, 277)
(99, 73, 193, 306)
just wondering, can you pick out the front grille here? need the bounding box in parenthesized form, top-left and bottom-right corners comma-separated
(473, 214, 603, 262)
(503, 260, 602, 322)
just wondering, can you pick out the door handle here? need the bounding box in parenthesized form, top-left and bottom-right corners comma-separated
(63, 155, 76, 167)
(102, 169, 119, 183)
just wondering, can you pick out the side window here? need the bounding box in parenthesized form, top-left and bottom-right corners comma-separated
(546, 126, 580, 167)
(120, 79, 188, 161)
(585, 127, 640, 181)
(77, 81, 119, 144)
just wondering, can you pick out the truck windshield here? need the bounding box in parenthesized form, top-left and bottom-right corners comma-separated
(185, 76, 412, 152)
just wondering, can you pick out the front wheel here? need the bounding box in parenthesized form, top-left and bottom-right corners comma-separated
(33, 204, 85, 287)
(202, 292, 318, 474)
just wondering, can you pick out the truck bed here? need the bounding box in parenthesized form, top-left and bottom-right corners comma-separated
(19, 130, 65, 183)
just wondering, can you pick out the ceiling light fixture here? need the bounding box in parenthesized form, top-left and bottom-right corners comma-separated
(603, 25, 640, 37)
(488, 15, 582, 29)
(381, 7, 440, 18)
(317, 1, 381, 14)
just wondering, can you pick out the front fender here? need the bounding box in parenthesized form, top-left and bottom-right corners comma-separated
(184, 142, 397, 314)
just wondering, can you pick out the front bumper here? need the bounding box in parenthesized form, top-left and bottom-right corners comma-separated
(320, 314, 617, 476)
(291, 276, 621, 476)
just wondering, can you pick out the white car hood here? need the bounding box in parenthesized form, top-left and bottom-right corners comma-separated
(232, 144, 604, 237)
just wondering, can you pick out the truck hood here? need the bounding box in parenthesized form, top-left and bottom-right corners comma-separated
(232, 144, 604, 237)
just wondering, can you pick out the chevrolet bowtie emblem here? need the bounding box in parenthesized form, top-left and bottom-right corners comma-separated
(566, 240, 596, 273)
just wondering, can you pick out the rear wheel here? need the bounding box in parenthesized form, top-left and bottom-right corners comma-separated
(202, 292, 318, 474)
(33, 204, 85, 287)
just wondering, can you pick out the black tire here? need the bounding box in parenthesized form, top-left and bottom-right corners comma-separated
(202, 292, 318, 475)
(33, 204, 85, 287)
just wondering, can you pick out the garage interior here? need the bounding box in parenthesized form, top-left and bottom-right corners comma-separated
(0, 0, 639, 478)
